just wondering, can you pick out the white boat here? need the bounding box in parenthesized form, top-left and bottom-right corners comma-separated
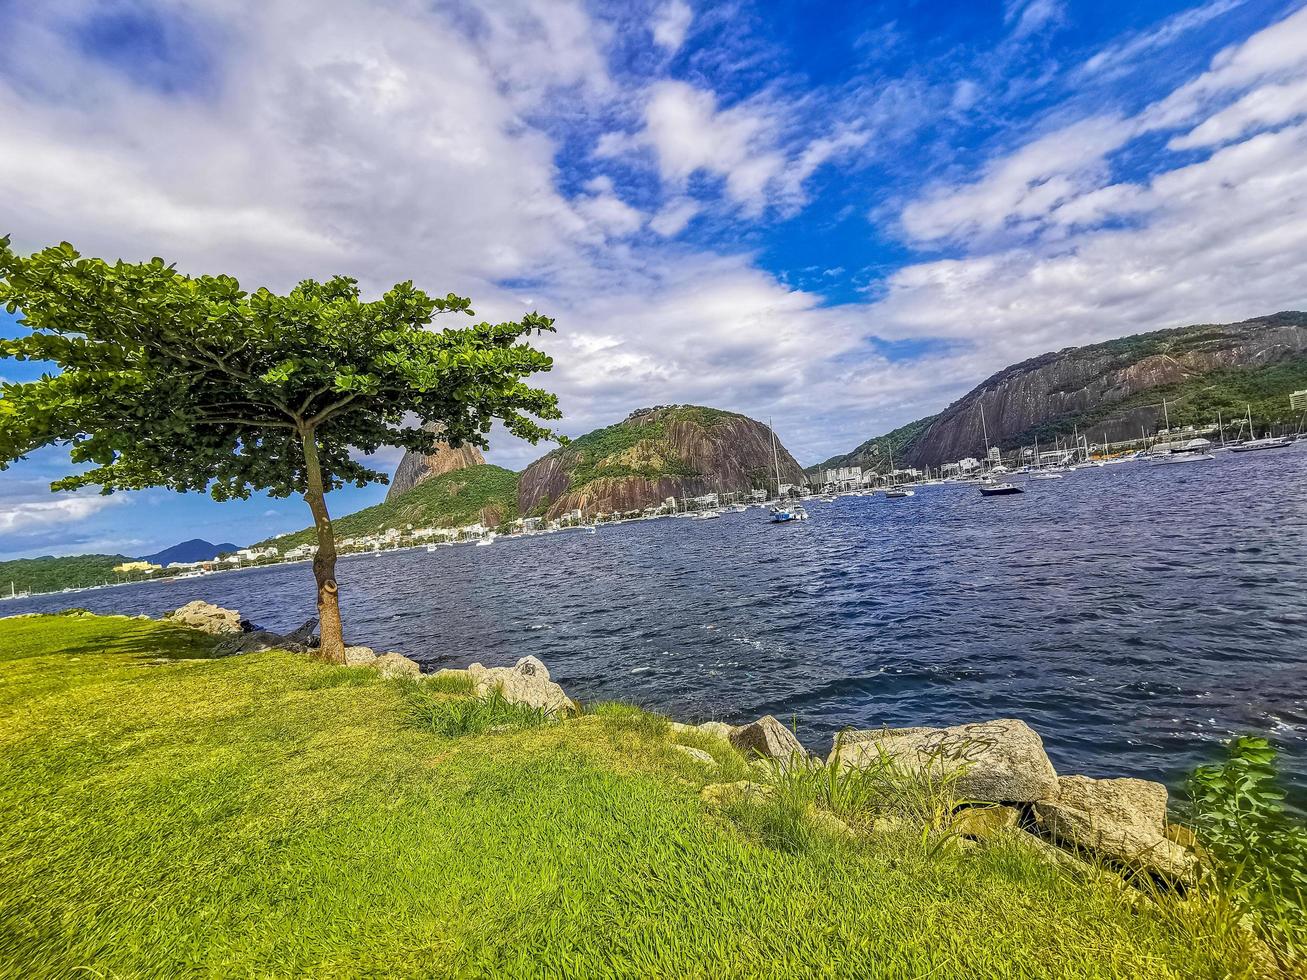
(693, 510, 722, 520)
(885, 488, 915, 498)
(476, 532, 497, 546)
(1031, 472, 1063, 480)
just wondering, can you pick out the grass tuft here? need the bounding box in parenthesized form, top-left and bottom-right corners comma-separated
(406, 688, 552, 737)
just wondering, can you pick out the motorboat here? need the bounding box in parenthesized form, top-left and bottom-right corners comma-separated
(885, 488, 915, 498)
(979, 482, 1024, 496)
(1030, 472, 1063, 480)
(769, 504, 809, 523)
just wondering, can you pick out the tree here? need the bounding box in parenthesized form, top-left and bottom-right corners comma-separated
(0, 239, 562, 662)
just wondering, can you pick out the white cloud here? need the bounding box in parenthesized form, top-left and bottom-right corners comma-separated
(1080, 0, 1249, 79)
(640, 81, 787, 213)
(1004, 0, 1065, 39)
(649, 197, 701, 236)
(1169, 73, 1307, 149)
(900, 115, 1133, 243)
(651, 0, 693, 53)
(0, 494, 126, 533)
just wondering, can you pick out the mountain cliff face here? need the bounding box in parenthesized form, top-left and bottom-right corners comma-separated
(386, 424, 485, 502)
(519, 405, 806, 519)
(820, 312, 1307, 472)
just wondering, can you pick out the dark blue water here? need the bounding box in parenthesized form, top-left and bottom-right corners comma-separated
(8, 449, 1307, 795)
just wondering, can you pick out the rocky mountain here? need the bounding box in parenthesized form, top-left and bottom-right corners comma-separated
(385, 424, 485, 502)
(519, 405, 806, 519)
(817, 312, 1307, 473)
(140, 539, 239, 565)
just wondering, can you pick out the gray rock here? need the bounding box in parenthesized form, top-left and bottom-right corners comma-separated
(212, 630, 308, 656)
(343, 646, 379, 666)
(163, 600, 244, 635)
(730, 715, 807, 766)
(674, 745, 716, 766)
(950, 804, 1021, 839)
(371, 652, 422, 680)
(282, 617, 319, 647)
(467, 656, 574, 716)
(698, 721, 738, 741)
(1034, 775, 1197, 882)
(829, 719, 1058, 803)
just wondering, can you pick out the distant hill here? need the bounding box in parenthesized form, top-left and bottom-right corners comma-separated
(816, 312, 1307, 473)
(0, 554, 133, 595)
(260, 464, 520, 550)
(518, 405, 805, 520)
(140, 539, 239, 565)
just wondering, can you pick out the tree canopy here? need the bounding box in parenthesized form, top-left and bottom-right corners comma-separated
(0, 239, 561, 497)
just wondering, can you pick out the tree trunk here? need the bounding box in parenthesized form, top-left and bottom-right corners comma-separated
(299, 427, 346, 664)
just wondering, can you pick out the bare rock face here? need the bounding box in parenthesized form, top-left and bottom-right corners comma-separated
(1035, 775, 1197, 882)
(467, 656, 575, 715)
(386, 424, 486, 502)
(830, 719, 1059, 803)
(518, 405, 806, 520)
(163, 601, 244, 635)
(819, 312, 1307, 472)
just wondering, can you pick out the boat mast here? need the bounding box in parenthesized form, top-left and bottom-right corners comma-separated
(1217, 409, 1225, 447)
(769, 418, 782, 500)
(1162, 398, 1170, 433)
(1246, 404, 1255, 441)
(980, 404, 991, 471)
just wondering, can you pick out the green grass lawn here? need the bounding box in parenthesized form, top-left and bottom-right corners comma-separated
(0, 614, 1261, 978)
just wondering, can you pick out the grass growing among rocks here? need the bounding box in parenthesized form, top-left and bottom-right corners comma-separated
(0, 614, 1267, 978)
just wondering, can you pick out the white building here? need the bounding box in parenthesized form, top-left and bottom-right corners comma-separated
(236, 546, 279, 562)
(283, 543, 318, 561)
(957, 457, 981, 473)
(823, 466, 862, 487)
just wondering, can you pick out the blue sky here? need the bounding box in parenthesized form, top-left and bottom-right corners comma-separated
(3, 0, 1307, 558)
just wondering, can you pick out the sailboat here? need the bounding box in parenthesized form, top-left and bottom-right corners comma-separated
(767, 419, 808, 523)
(1230, 404, 1292, 452)
(977, 405, 1024, 496)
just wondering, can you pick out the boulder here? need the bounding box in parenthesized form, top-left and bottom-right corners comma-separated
(674, 745, 717, 766)
(806, 807, 856, 838)
(163, 600, 244, 635)
(700, 781, 774, 807)
(343, 646, 379, 666)
(212, 630, 308, 656)
(372, 652, 422, 680)
(698, 721, 738, 742)
(467, 656, 574, 716)
(951, 805, 1021, 839)
(282, 617, 319, 648)
(830, 719, 1058, 803)
(730, 715, 807, 766)
(1034, 775, 1197, 882)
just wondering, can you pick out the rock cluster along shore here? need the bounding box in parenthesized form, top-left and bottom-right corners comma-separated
(161, 601, 1200, 888)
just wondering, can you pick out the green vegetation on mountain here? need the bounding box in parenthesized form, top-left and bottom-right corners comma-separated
(0, 553, 140, 595)
(263, 464, 520, 550)
(0, 613, 1276, 977)
(1008, 358, 1307, 447)
(550, 408, 710, 490)
(810, 415, 938, 474)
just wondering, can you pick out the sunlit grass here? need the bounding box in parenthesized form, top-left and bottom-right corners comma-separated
(0, 613, 1265, 978)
